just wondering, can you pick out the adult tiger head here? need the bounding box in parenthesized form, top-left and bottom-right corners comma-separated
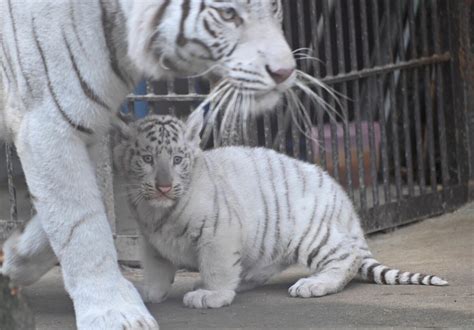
(128, 0, 296, 113)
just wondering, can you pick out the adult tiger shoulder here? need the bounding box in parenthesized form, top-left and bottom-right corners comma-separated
(0, 1, 296, 329)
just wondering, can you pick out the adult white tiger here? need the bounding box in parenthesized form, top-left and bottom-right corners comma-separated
(0, 1, 296, 329)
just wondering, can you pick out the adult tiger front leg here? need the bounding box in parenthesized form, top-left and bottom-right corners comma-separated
(1, 0, 297, 328)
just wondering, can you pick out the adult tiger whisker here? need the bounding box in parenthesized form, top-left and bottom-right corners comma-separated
(201, 87, 235, 146)
(241, 92, 253, 145)
(219, 87, 240, 144)
(194, 79, 232, 119)
(294, 56, 324, 65)
(294, 81, 344, 124)
(292, 47, 313, 54)
(286, 89, 317, 142)
(225, 90, 241, 144)
(296, 70, 349, 109)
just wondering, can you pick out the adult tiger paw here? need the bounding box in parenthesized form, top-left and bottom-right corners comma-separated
(75, 279, 159, 330)
(183, 289, 235, 309)
(77, 307, 158, 330)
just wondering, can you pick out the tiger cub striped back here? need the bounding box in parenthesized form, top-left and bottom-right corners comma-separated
(114, 114, 448, 309)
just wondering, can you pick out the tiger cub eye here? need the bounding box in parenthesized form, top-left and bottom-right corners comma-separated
(142, 155, 154, 164)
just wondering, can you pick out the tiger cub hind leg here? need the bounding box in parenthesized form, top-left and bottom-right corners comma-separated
(289, 233, 362, 298)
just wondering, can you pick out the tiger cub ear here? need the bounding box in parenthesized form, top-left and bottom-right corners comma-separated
(185, 110, 204, 148)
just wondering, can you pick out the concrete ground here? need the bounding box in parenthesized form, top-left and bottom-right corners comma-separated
(24, 204, 473, 329)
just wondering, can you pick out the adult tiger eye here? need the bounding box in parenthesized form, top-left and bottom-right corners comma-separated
(218, 7, 238, 21)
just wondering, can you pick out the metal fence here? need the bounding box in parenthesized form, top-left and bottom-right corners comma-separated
(1, 0, 473, 260)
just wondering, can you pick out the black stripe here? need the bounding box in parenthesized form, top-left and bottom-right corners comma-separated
(394, 270, 401, 284)
(0, 56, 13, 85)
(296, 200, 324, 264)
(61, 217, 88, 252)
(366, 263, 381, 283)
(293, 161, 307, 194)
(318, 169, 324, 187)
(32, 19, 93, 135)
(177, 222, 190, 238)
(313, 236, 339, 270)
(192, 219, 206, 243)
(203, 18, 218, 38)
(380, 267, 390, 284)
(232, 258, 241, 267)
(279, 157, 293, 253)
(304, 215, 326, 267)
(7, 0, 33, 92)
(325, 189, 338, 224)
(63, 33, 111, 111)
(427, 275, 434, 285)
(418, 274, 427, 285)
(147, 0, 171, 52)
(177, 0, 191, 46)
(319, 252, 350, 269)
(202, 157, 221, 236)
(252, 155, 270, 258)
(99, 0, 129, 86)
(225, 42, 238, 58)
(267, 155, 281, 260)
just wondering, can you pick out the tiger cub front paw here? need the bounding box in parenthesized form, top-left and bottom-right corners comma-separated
(183, 289, 235, 309)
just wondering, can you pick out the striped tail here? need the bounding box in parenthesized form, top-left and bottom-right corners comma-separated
(359, 257, 448, 286)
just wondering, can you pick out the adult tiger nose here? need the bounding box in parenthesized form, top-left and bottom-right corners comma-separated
(266, 65, 296, 84)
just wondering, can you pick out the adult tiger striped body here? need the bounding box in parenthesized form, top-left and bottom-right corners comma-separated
(0, 1, 295, 328)
(114, 114, 447, 309)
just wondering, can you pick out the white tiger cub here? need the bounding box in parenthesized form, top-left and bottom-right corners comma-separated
(114, 114, 448, 309)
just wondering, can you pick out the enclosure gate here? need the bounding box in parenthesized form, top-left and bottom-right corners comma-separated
(1, 0, 473, 262)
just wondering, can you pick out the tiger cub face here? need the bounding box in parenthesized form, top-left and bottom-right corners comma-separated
(128, 0, 295, 112)
(114, 115, 203, 209)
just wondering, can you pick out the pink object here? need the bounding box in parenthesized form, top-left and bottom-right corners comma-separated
(311, 121, 381, 188)
(157, 186, 172, 194)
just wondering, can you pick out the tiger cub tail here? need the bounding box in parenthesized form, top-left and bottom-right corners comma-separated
(358, 254, 448, 286)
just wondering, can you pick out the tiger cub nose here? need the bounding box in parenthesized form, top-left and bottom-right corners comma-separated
(157, 185, 172, 194)
(266, 65, 296, 84)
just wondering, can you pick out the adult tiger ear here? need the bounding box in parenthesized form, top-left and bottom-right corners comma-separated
(185, 110, 205, 148)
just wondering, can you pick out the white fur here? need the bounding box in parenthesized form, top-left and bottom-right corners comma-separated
(117, 115, 449, 309)
(0, 0, 295, 328)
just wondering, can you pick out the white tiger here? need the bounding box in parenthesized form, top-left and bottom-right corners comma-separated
(114, 114, 448, 309)
(0, 1, 296, 329)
